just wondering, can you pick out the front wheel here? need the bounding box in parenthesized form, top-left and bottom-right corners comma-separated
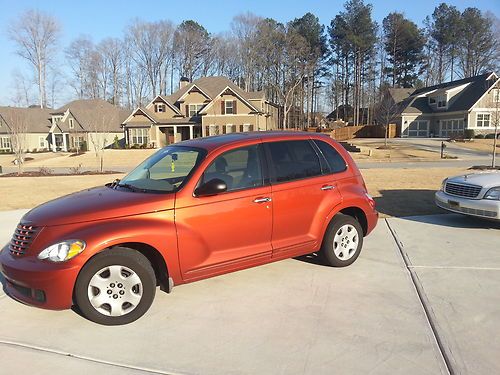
(74, 247, 156, 325)
(320, 214, 364, 267)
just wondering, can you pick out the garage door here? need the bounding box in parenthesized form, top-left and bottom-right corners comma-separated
(408, 120, 429, 137)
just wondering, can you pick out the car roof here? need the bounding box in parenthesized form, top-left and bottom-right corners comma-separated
(174, 131, 331, 153)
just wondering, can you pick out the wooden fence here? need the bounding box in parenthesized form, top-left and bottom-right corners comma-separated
(320, 124, 397, 141)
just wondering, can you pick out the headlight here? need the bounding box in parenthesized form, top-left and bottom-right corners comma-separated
(484, 187, 500, 200)
(441, 178, 448, 191)
(38, 240, 86, 262)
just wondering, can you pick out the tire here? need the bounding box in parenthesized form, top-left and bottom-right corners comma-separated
(74, 247, 156, 325)
(320, 213, 364, 267)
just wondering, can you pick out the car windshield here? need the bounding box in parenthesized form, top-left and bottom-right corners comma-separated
(117, 146, 205, 193)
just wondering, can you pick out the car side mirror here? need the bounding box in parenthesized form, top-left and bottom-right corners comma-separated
(194, 178, 227, 197)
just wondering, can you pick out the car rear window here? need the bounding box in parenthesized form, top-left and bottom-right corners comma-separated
(314, 140, 347, 173)
(267, 140, 322, 183)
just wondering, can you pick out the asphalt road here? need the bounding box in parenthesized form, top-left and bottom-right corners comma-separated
(0, 210, 499, 374)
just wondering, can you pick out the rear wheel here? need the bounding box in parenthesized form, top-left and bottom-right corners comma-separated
(320, 214, 363, 267)
(74, 247, 156, 325)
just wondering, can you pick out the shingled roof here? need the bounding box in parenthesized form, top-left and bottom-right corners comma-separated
(53, 99, 130, 132)
(164, 76, 265, 105)
(402, 72, 498, 114)
(0, 106, 52, 134)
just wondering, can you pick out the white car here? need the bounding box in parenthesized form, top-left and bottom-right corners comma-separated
(435, 172, 500, 221)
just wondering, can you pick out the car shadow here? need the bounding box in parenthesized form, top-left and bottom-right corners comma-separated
(375, 189, 499, 229)
(294, 252, 330, 267)
(374, 189, 443, 217)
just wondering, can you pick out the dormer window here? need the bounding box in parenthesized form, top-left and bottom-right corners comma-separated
(429, 97, 436, 105)
(437, 95, 447, 108)
(155, 103, 166, 113)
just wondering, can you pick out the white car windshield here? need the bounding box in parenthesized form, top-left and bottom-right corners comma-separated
(117, 146, 205, 193)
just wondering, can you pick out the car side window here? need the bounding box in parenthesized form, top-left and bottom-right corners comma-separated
(267, 140, 322, 183)
(314, 140, 347, 174)
(201, 144, 263, 192)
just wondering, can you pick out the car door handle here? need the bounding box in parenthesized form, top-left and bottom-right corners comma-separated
(254, 197, 272, 203)
(321, 185, 335, 191)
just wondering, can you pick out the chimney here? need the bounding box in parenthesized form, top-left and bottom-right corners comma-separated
(179, 77, 190, 90)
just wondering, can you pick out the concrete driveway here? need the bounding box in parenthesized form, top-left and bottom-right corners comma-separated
(0, 210, 498, 375)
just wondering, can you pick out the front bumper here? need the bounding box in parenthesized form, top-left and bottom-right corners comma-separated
(435, 191, 500, 220)
(0, 245, 80, 310)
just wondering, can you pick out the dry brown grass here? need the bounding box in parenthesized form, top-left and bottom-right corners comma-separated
(0, 149, 156, 170)
(451, 139, 498, 153)
(349, 140, 442, 162)
(362, 167, 469, 217)
(0, 174, 124, 210)
(0, 167, 471, 217)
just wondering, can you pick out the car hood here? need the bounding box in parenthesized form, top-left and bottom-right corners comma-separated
(447, 171, 500, 190)
(22, 186, 175, 226)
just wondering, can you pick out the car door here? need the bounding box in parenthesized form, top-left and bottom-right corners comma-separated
(175, 143, 273, 281)
(264, 139, 343, 260)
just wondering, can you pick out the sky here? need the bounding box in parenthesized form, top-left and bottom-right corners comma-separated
(0, 0, 498, 106)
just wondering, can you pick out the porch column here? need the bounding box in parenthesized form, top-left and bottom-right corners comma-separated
(62, 133, 68, 152)
(51, 132, 56, 152)
(173, 125, 178, 143)
(189, 125, 194, 139)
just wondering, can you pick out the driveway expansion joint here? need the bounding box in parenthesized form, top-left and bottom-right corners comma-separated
(0, 339, 185, 375)
(385, 219, 454, 375)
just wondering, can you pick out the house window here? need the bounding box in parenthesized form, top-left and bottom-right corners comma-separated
(429, 97, 436, 105)
(437, 95, 447, 108)
(225, 100, 234, 115)
(69, 118, 74, 129)
(477, 113, 490, 127)
(0, 136, 11, 150)
(243, 124, 251, 132)
(52, 116, 62, 124)
(130, 128, 150, 145)
(209, 125, 220, 136)
(493, 89, 500, 103)
(189, 104, 205, 117)
(155, 103, 166, 113)
(39, 136, 47, 148)
(225, 124, 235, 133)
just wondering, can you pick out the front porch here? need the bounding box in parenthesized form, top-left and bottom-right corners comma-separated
(49, 132, 86, 152)
(125, 123, 202, 149)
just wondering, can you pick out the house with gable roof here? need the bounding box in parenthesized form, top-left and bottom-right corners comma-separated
(122, 76, 281, 148)
(48, 99, 129, 152)
(393, 72, 499, 138)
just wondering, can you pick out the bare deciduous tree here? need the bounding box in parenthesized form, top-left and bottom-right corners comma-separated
(8, 9, 60, 108)
(88, 104, 118, 172)
(127, 19, 175, 97)
(1, 109, 29, 174)
(375, 88, 401, 147)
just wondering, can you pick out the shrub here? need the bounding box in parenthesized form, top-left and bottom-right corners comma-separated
(38, 166, 53, 176)
(475, 133, 485, 139)
(464, 129, 475, 139)
(485, 133, 496, 139)
(113, 135, 120, 149)
(69, 164, 83, 175)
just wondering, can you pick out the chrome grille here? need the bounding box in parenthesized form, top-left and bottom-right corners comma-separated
(9, 223, 39, 256)
(445, 182, 482, 198)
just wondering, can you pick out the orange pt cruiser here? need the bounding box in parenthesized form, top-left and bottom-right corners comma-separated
(0, 132, 377, 325)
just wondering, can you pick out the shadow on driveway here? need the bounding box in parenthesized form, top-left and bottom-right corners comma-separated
(375, 189, 443, 217)
(398, 213, 500, 229)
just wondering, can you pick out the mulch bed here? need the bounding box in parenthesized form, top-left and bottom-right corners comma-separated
(0, 171, 122, 177)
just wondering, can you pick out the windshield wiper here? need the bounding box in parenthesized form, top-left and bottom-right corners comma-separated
(116, 183, 147, 193)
